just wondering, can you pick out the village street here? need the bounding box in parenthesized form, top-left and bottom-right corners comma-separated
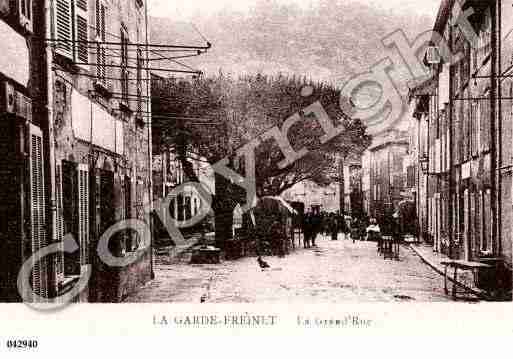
(125, 237, 452, 303)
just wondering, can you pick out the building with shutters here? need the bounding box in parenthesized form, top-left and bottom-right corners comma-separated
(409, 0, 512, 293)
(282, 180, 342, 214)
(0, 0, 47, 302)
(339, 154, 364, 218)
(50, 0, 153, 302)
(1, 0, 154, 303)
(363, 130, 410, 223)
(152, 148, 215, 236)
(405, 92, 430, 243)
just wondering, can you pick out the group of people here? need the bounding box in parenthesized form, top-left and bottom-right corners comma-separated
(302, 209, 369, 248)
(302, 208, 402, 249)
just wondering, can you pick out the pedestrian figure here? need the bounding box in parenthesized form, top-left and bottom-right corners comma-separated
(321, 212, 329, 238)
(337, 215, 347, 239)
(366, 218, 382, 250)
(311, 210, 321, 247)
(302, 209, 312, 248)
(330, 213, 338, 241)
(350, 219, 360, 243)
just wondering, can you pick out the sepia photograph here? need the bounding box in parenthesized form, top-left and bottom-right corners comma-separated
(1, 0, 513, 350)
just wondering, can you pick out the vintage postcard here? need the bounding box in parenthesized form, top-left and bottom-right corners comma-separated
(0, 0, 512, 355)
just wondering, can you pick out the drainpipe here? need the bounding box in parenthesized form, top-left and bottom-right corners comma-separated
(417, 113, 422, 243)
(496, 0, 502, 257)
(448, 16, 454, 260)
(144, 0, 154, 279)
(45, 0, 58, 298)
(490, 2, 498, 256)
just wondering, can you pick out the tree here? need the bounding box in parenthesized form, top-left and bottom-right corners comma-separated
(152, 73, 372, 246)
(153, 73, 371, 194)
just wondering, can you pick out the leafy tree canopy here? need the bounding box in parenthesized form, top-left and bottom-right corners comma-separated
(152, 73, 372, 197)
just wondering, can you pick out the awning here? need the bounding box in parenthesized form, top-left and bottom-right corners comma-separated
(0, 21, 30, 87)
(408, 76, 437, 100)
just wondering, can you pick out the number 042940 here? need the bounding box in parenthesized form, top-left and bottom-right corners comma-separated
(6, 339, 38, 349)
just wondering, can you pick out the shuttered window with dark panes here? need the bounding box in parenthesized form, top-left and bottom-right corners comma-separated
(100, 170, 124, 256)
(29, 125, 48, 301)
(62, 161, 80, 276)
(55, 0, 89, 64)
(58, 159, 89, 277)
(124, 175, 136, 252)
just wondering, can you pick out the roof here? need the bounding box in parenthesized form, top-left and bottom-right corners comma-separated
(368, 130, 409, 151)
(408, 76, 437, 102)
(432, 0, 455, 41)
(265, 196, 298, 215)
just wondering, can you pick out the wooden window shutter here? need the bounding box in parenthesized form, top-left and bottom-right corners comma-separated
(95, 0, 107, 85)
(55, 0, 73, 59)
(137, 48, 143, 114)
(475, 191, 482, 256)
(74, 0, 89, 65)
(29, 124, 48, 301)
(471, 102, 478, 157)
(481, 93, 491, 152)
(55, 163, 65, 284)
(95, 0, 106, 41)
(77, 164, 90, 266)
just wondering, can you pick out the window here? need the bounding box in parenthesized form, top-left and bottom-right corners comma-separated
(471, 101, 479, 157)
(474, 191, 481, 256)
(55, 164, 65, 283)
(480, 91, 491, 152)
(136, 47, 143, 116)
(75, 0, 89, 64)
(61, 162, 89, 276)
(55, 0, 73, 57)
(120, 25, 130, 105)
(12, 0, 33, 32)
(124, 176, 138, 252)
(77, 164, 89, 265)
(54, 0, 89, 64)
(177, 193, 184, 221)
(95, 0, 107, 85)
(29, 124, 48, 301)
(482, 189, 492, 252)
(20, 0, 32, 20)
(185, 196, 192, 220)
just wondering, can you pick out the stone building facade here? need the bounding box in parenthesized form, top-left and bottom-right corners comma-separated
(51, 0, 153, 302)
(0, 0, 47, 302)
(282, 180, 341, 214)
(363, 130, 409, 223)
(410, 0, 512, 290)
(0, 0, 154, 303)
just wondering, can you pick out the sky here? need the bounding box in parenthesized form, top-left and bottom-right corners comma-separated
(148, 0, 441, 20)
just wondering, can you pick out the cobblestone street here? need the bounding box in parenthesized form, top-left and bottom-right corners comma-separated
(125, 235, 452, 303)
